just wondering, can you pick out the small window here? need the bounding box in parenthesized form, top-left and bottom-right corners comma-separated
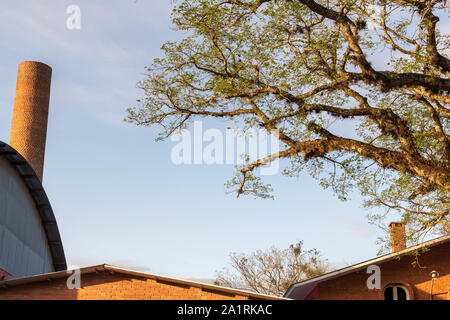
(383, 285, 409, 300)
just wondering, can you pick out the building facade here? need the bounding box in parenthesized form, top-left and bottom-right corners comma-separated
(285, 232, 450, 300)
(0, 265, 285, 300)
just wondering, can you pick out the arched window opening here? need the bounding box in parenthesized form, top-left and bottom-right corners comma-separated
(383, 285, 410, 300)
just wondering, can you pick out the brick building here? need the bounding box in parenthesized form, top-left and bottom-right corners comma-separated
(0, 264, 285, 300)
(285, 228, 450, 300)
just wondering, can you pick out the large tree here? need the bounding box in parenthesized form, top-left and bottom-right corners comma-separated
(127, 0, 449, 244)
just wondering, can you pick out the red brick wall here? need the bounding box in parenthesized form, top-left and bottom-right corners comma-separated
(0, 272, 254, 300)
(317, 241, 450, 300)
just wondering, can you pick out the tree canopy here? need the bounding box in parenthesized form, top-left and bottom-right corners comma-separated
(127, 0, 450, 244)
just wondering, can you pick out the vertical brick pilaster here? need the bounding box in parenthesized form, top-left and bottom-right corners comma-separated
(10, 61, 52, 182)
(389, 222, 406, 253)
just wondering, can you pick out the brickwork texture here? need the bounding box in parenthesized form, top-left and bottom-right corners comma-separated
(10, 61, 52, 181)
(0, 272, 264, 300)
(317, 241, 450, 300)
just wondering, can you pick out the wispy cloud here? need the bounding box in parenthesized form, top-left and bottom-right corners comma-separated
(0, 0, 178, 126)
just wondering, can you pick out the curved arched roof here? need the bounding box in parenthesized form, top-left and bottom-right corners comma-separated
(0, 141, 66, 272)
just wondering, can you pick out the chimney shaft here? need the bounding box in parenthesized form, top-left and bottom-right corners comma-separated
(10, 61, 52, 181)
(389, 222, 406, 253)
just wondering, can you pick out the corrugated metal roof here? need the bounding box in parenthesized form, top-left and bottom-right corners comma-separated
(0, 141, 67, 272)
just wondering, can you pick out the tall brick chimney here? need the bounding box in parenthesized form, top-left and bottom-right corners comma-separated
(389, 222, 406, 253)
(10, 61, 52, 182)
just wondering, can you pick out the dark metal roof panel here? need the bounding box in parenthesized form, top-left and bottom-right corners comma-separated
(0, 141, 67, 272)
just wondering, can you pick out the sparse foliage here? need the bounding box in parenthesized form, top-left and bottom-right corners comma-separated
(214, 241, 329, 296)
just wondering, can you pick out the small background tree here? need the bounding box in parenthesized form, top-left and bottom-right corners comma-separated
(214, 241, 329, 296)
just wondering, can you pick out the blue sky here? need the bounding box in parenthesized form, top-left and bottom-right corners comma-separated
(0, 0, 390, 279)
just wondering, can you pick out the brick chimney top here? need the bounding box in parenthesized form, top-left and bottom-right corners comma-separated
(389, 222, 406, 253)
(10, 61, 52, 181)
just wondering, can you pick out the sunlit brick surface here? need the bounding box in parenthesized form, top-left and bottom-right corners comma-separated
(317, 241, 450, 300)
(10, 61, 52, 181)
(0, 272, 257, 300)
